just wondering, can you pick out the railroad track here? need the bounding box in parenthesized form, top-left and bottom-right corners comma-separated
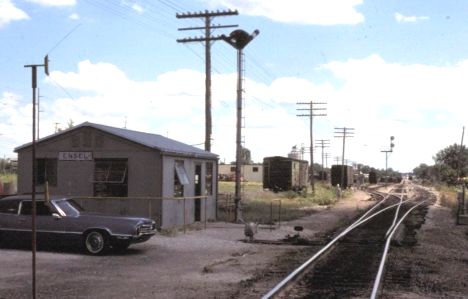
(262, 182, 435, 299)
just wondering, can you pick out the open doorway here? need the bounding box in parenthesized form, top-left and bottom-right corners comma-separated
(194, 164, 202, 221)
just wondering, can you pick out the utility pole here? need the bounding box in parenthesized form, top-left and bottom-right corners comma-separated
(324, 153, 331, 169)
(334, 156, 341, 165)
(380, 136, 395, 184)
(334, 127, 355, 188)
(315, 139, 330, 180)
(176, 10, 238, 152)
(24, 55, 49, 299)
(458, 127, 465, 217)
(297, 101, 327, 193)
(37, 88, 44, 139)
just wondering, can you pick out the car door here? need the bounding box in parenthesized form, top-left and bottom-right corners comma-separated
(18, 200, 64, 244)
(0, 199, 22, 242)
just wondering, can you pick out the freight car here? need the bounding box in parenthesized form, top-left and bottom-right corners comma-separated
(331, 165, 354, 188)
(263, 156, 308, 192)
(368, 171, 378, 184)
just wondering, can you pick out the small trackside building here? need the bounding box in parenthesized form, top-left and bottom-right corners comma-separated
(14, 122, 218, 229)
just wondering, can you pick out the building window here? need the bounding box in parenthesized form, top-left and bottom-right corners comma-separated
(174, 160, 189, 197)
(252, 166, 259, 172)
(36, 158, 57, 186)
(230, 166, 236, 172)
(93, 159, 128, 197)
(205, 162, 213, 195)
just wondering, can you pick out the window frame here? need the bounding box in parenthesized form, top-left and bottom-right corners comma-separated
(205, 162, 213, 195)
(174, 160, 189, 197)
(36, 158, 58, 186)
(93, 159, 128, 197)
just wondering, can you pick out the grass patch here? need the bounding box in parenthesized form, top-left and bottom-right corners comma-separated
(435, 184, 460, 215)
(0, 173, 16, 184)
(218, 181, 342, 223)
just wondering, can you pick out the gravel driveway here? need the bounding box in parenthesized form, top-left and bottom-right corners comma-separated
(0, 190, 391, 299)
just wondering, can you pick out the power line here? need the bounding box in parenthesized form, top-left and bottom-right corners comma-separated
(176, 9, 238, 152)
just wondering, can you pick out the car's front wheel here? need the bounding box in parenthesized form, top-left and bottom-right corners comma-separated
(84, 230, 108, 255)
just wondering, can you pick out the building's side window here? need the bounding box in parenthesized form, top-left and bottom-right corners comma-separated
(174, 160, 189, 197)
(205, 162, 213, 195)
(230, 166, 236, 172)
(93, 159, 128, 197)
(36, 158, 57, 186)
(252, 166, 259, 172)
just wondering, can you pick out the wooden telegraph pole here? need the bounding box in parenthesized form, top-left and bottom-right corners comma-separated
(176, 10, 238, 152)
(297, 101, 327, 193)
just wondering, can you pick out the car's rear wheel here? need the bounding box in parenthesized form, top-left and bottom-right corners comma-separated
(84, 230, 108, 255)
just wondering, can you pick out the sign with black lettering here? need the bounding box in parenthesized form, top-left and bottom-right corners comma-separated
(58, 152, 93, 161)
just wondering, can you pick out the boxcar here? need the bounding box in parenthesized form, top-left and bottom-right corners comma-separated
(263, 156, 309, 192)
(368, 171, 378, 184)
(331, 165, 354, 188)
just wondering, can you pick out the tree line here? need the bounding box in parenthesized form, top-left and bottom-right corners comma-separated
(413, 144, 467, 186)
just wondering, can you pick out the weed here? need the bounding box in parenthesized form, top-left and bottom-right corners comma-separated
(217, 182, 339, 223)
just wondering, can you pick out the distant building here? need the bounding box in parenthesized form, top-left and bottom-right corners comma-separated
(15, 122, 218, 228)
(218, 164, 263, 182)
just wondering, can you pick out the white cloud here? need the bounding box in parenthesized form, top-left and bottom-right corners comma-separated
(0, 0, 29, 28)
(4, 55, 468, 172)
(0, 92, 33, 158)
(203, 0, 364, 25)
(26, 0, 76, 6)
(68, 13, 79, 20)
(395, 12, 429, 23)
(121, 1, 144, 14)
(131, 3, 144, 14)
(320, 54, 467, 172)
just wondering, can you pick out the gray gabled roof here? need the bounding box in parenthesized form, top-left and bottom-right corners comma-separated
(15, 122, 218, 159)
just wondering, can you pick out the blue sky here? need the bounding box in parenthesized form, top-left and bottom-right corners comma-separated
(1, 0, 468, 173)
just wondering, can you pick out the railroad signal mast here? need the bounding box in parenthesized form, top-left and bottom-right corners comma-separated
(24, 55, 49, 299)
(297, 101, 327, 193)
(334, 127, 355, 188)
(176, 10, 238, 152)
(380, 136, 395, 183)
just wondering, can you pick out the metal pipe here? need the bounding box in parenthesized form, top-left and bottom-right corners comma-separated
(278, 200, 282, 228)
(183, 197, 186, 234)
(234, 48, 242, 222)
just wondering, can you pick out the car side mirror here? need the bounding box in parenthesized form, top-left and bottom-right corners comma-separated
(52, 213, 62, 220)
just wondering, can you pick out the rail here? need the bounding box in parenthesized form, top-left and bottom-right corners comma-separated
(262, 186, 422, 299)
(371, 200, 427, 299)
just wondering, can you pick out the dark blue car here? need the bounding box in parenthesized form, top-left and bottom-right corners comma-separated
(0, 195, 156, 255)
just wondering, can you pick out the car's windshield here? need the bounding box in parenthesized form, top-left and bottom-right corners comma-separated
(54, 199, 84, 217)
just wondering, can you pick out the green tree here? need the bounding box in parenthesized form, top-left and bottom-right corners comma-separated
(413, 163, 434, 181)
(433, 144, 468, 185)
